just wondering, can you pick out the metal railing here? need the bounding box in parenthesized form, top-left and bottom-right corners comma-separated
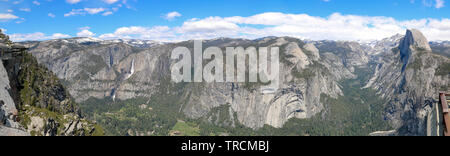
(440, 92, 450, 136)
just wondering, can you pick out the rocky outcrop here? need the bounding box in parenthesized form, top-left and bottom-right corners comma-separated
(303, 43, 320, 61)
(0, 60, 20, 129)
(398, 29, 432, 68)
(0, 126, 29, 136)
(165, 38, 358, 129)
(369, 130, 397, 136)
(285, 42, 310, 69)
(405, 29, 432, 52)
(0, 61, 29, 136)
(0, 30, 30, 136)
(0, 31, 103, 136)
(0, 30, 13, 46)
(365, 29, 450, 135)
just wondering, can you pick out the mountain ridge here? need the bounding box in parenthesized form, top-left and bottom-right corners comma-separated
(6, 29, 450, 136)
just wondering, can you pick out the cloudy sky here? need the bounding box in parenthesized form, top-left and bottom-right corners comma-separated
(0, 0, 449, 42)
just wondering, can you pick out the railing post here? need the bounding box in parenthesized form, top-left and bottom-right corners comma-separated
(440, 92, 450, 136)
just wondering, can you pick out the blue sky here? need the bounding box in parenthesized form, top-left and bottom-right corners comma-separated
(1, 0, 449, 41)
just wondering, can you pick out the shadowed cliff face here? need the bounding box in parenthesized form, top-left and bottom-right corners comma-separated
(19, 29, 450, 135)
(1, 29, 29, 135)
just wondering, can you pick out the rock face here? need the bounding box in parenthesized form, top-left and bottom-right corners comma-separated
(0, 30, 30, 136)
(182, 38, 359, 129)
(0, 31, 103, 136)
(0, 60, 20, 129)
(405, 29, 432, 51)
(398, 29, 432, 67)
(303, 43, 320, 61)
(364, 29, 449, 135)
(18, 29, 450, 135)
(0, 60, 28, 136)
(285, 42, 311, 69)
(25, 38, 161, 102)
(369, 130, 397, 136)
(0, 126, 29, 136)
(23, 37, 360, 129)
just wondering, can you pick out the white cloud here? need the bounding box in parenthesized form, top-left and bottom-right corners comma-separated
(64, 9, 83, 17)
(84, 8, 105, 14)
(15, 18, 26, 24)
(19, 8, 31, 12)
(99, 26, 176, 41)
(32, 1, 40, 5)
(102, 11, 113, 16)
(48, 13, 56, 18)
(66, 0, 121, 4)
(64, 8, 106, 17)
(66, 0, 82, 4)
(103, 0, 119, 4)
(97, 12, 450, 42)
(0, 13, 19, 20)
(8, 12, 450, 42)
(179, 17, 239, 32)
(415, 0, 446, 8)
(78, 26, 91, 30)
(77, 29, 96, 37)
(52, 33, 71, 39)
(435, 0, 445, 8)
(9, 32, 71, 42)
(164, 11, 181, 20)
